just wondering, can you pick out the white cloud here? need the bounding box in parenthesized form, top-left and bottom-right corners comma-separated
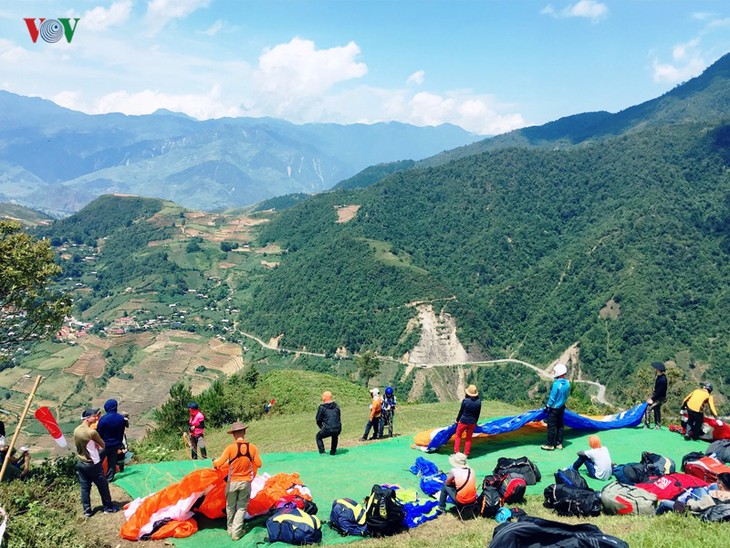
(253, 37, 367, 97)
(202, 19, 224, 36)
(83, 1, 132, 31)
(145, 0, 211, 33)
(652, 39, 706, 84)
(0, 38, 30, 63)
(542, 0, 608, 22)
(407, 70, 425, 85)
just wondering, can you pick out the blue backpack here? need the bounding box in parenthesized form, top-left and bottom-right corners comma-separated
(266, 507, 322, 545)
(329, 498, 367, 536)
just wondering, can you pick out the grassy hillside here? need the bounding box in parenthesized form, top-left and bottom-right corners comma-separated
(0, 202, 53, 226)
(239, 122, 730, 402)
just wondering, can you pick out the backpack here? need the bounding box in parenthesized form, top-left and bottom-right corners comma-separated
(489, 516, 629, 548)
(555, 468, 589, 490)
(543, 484, 601, 517)
(363, 484, 405, 537)
(477, 486, 502, 518)
(683, 455, 730, 483)
(706, 440, 730, 463)
(681, 451, 705, 471)
(635, 473, 709, 501)
(600, 482, 657, 516)
(612, 463, 651, 485)
(499, 474, 527, 504)
(265, 507, 322, 545)
(483, 473, 527, 504)
(700, 502, 730, 523)
(493, 456, 542, 485)
(329, 498, 367, 536)
(640, 451, 676, 476)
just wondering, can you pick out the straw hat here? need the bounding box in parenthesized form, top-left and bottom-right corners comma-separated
(449, 452, 469, 468)
(226, 421, 248, 434)
(465, 385, 478, 397)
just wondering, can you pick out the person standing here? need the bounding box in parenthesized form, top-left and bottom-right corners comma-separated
(437, 452, 477, 513)
(644, 362, 668, 429)
(315, 391, 342, 455)
(361, 388, 382, 441)
(73, 408, 118, 517)
(212, 422, 262, 541)
(682, 382, 720, 440)
(187, 402, 207, 459)
(542, 363, 570, 451)
(454, 385, 481, 457)
(379, 386, 397, 438)
(97, 398, 126, 481)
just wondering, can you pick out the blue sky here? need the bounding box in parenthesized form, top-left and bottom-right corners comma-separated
(1, 1, 729, 135)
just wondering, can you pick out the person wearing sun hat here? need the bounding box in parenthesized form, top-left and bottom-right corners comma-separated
(453, 384, 481, 456)
(542, 363, 570, 451)
(213, 421, 262, 541)
(644, 361, 668, 429)
(437, 452, 477, 513)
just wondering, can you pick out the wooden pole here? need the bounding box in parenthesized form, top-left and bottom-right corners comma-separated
(0, 375, 42, 483)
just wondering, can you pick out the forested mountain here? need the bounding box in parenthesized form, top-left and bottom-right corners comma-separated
(0, 91, 478, 216)
(239, 121, 730, 399)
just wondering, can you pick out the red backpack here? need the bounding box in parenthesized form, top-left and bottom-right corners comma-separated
(683, 456, 730, 483)
(635, 473, 709, 500)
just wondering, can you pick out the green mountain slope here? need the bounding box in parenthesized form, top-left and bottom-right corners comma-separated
(238, 122, 730, 398)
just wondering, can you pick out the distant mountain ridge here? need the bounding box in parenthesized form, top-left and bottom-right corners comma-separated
(0, 91, 478, 216)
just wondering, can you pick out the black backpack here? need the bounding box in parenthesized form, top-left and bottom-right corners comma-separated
(363, 484, 405, 537)
(477, 486, 502, 518)
(490, 516, 629, 548)
(493, 456, 542, 485)
(640, 451, 675, 476)
(555, 468, 589, 490)
(543, 484, 602, 517)
(612, 462, 651, 484)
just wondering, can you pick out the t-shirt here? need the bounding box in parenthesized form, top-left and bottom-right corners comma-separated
(450, 467, 477, 504)
(584, 446, 612, 480)
(73, 423, 102, 464)
(213, 441, 262, 483)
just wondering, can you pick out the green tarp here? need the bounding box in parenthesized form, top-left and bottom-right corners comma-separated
(114, 425, 709, 546)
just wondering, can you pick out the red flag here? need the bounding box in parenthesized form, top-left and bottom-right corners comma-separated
(34, 406, 67, 448)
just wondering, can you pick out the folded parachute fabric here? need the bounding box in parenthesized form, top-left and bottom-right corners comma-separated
(416, 403, 648, 452)
(409, 456, 446, 496)
(395, 488, 441, 528)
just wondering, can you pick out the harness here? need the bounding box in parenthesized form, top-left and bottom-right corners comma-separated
(226, 442, 253, 483)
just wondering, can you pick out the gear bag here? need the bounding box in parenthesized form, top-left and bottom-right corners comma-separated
(265, 507, 322, 545)
(363, 484, 405, 537)
(683, 455, 730, 483)
(555, 468, 589, 490)
(640, 451, 676, 476)
(329, 498, 367, 536)
(706, 440, 730, 463)
(489, 516, 629, 548)
(477, 485, 502, 518)
(493, 456, 541, 485)
(612, 462, 651, 485)
(600, 482, 656, 516)
(543, 484, 601, 517)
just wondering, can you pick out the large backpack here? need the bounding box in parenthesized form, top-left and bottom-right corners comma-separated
(635, 473, 709, 500)
(266, 507, 322, 545)
(700, 502, 730, 523)
(705, 440, 730, 464)
(555, 468, 589, 490)
(640, 451, 676, 476)
(612, 463, 651, 485)
(681, 451, 705, 471)
(483, 473, 527, 504)
(683, 455, 730, 483)
(329, 498, 367, 536)
(490, 516, 629, 548)
(600, 482, 657, 516)
(477, 486, 502, 518)
(543, 484, 601, 517)
(493, 456, 542, 485)
(363, 484, 406, 537)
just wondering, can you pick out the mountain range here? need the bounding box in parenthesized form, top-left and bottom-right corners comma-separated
(0, 91, 478, 216)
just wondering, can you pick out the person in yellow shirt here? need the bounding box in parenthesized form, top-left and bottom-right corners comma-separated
(682, 382, 720, 441)
(212, 422, 263, 541)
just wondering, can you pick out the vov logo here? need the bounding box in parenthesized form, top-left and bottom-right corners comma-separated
(23, 18, 80, 43)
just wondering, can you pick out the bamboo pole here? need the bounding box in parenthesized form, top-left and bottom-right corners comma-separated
(0, 375, 42, 483)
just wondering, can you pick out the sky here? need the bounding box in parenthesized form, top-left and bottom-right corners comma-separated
(1, 1, 729, 135)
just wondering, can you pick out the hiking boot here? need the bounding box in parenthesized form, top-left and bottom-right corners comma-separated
(541, 445, 555, 451)
(556, 444, 563, 450)
(103, 506, 119, 514)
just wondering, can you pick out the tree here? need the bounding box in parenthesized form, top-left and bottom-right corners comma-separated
(1, 221, 70, 362)
(356, 351, 381, 386)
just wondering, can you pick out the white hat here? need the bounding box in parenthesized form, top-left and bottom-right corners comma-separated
(370, 387, 380, 395)
(552, 363, 567, 378)
(449, 452, 469, 468)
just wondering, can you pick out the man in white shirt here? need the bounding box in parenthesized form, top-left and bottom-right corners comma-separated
(571, 435, 612, 480)
(73, 408, 118, 517)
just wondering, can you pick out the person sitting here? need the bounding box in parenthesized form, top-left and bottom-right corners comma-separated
(571, 435, 612, 480)
(682, 382, 720, 440)
(438, 452, 477, 513)
(0, 443, 31, 481)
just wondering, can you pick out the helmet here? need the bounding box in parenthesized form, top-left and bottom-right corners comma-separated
(370, 387, 380, 396)
(701, 382, 713, 393)
(552, 363, 567, 378)
(385, 386, 393, 396)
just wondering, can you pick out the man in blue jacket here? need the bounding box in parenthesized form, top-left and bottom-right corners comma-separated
(542, 363, 570, 451)
(97, 399, 127, 482)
